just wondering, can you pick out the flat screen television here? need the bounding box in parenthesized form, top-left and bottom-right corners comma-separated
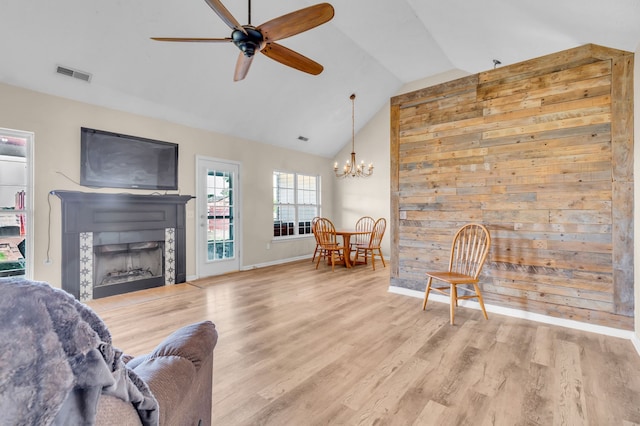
(80, 127, 179, 190)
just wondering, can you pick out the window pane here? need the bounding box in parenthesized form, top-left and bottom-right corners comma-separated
(298, 206, 317, 222)
(0, 212, 25, 276)
(298, 206, 317, 235)
(274, 205, 295, 223)
(297, 174, 317, 205)
(207, 170, 235, 261)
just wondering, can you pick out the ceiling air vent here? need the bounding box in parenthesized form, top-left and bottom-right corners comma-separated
(56, 65, 92, 83)
(297, 136, 309, 142)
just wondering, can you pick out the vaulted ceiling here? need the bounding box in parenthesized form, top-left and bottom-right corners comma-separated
(2, 0, 639, 157)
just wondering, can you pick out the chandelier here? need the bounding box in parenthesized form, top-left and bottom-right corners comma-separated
(334, 93, 373, 178)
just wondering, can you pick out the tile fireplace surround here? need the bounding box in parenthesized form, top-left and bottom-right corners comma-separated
(54, 191, 193, 301)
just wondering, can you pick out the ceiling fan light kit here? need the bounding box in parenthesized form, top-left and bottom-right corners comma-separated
(151, 0, 334, 81)
(334, 94, 374, 179)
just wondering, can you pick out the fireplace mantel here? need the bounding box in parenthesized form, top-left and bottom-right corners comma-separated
(54, 191, 194, 299)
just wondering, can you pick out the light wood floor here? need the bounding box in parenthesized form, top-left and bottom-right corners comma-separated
(88, 260, 640, 425)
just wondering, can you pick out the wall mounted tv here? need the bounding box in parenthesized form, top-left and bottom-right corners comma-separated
(80, 127, 179, 190)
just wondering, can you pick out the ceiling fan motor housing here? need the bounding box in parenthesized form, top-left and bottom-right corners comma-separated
(232, 26, 264, 57)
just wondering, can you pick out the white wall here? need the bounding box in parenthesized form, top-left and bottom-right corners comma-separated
(0, 82, 334, 286)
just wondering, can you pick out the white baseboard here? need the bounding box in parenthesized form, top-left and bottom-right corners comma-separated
(389, 286, 638, 347)
(241, 255, 311, 271)
(188, 256, 312, 281)
(632, 332, 640, 356)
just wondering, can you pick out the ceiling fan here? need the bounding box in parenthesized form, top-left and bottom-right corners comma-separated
(151, 0, 335, 81)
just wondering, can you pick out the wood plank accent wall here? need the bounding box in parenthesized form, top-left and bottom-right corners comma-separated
(390, 44, 634, 330)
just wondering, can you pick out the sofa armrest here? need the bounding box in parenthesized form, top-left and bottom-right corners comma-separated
(96, 394, 143, 425)
(130, 321, 218, 426)
(148, 321, 218, 369)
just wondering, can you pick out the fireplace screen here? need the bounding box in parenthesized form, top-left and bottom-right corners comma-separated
(94, 241, 164, 287)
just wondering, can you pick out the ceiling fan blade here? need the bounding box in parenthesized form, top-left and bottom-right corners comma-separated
(204, 0, 247, 34)
(261, 42, 323, 75)
(234, 53, 254, 81)
(257, 3, 334, 42)
(151, 37, 232, 43)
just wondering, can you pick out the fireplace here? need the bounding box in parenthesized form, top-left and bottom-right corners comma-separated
(94, 236, 164, 287)
(54, 191, 193, 301)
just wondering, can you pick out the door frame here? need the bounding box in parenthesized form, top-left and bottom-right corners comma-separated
(0, 127, 34, 280)
(195, 155, 242, 279)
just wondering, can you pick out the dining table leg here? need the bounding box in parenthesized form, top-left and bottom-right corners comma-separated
(342, 235, 353, 267)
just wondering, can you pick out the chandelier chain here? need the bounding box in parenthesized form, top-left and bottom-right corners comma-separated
(334, 93, 374, 178)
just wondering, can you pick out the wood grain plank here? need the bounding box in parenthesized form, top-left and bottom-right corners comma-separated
(610, 52, 635, 316)
(554, 340, 589, 425)
(478, 44, 603, 84)
(480, 74, 611, 109)
(478, 61, 612, 101)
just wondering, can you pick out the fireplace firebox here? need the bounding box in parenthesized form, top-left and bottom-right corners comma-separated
(94, 238, 164, 287)
(54, 191, 193, 301)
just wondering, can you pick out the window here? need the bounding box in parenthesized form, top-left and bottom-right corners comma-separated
(0, 128, 32, 278)
(273, 171, 320, 238)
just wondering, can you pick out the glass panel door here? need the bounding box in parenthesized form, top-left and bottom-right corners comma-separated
(196, 156, 240, 277)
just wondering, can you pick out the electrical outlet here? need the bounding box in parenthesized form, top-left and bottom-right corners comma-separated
(44, 259, 52, 265)
(266, 243, 271, 250)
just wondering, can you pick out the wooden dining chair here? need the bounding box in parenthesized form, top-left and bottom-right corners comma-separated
(314, 218, 346, 271)
(311, 217, 322, 262)
(422, 223, 491, 325)
(352, 216, 375, 251)
(353, 218, 386, 270)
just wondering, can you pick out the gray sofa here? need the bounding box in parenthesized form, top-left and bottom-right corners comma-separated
(96, 321, 218, 426)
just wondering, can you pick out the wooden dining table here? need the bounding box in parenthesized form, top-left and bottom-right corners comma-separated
(334, 229, 370, 268)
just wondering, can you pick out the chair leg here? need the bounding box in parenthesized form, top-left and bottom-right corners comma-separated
(315, 251, 322, 269)
(371, 249, 376, 270)
(330, 250, 335, 272)
(473, 283, 489, 320)
(450, 284, 457, 325)
(356, 248, 367, 265)
(378, 249, 386, 267)
(312, 245, 318, 262)
(422, 277, 433, 310)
